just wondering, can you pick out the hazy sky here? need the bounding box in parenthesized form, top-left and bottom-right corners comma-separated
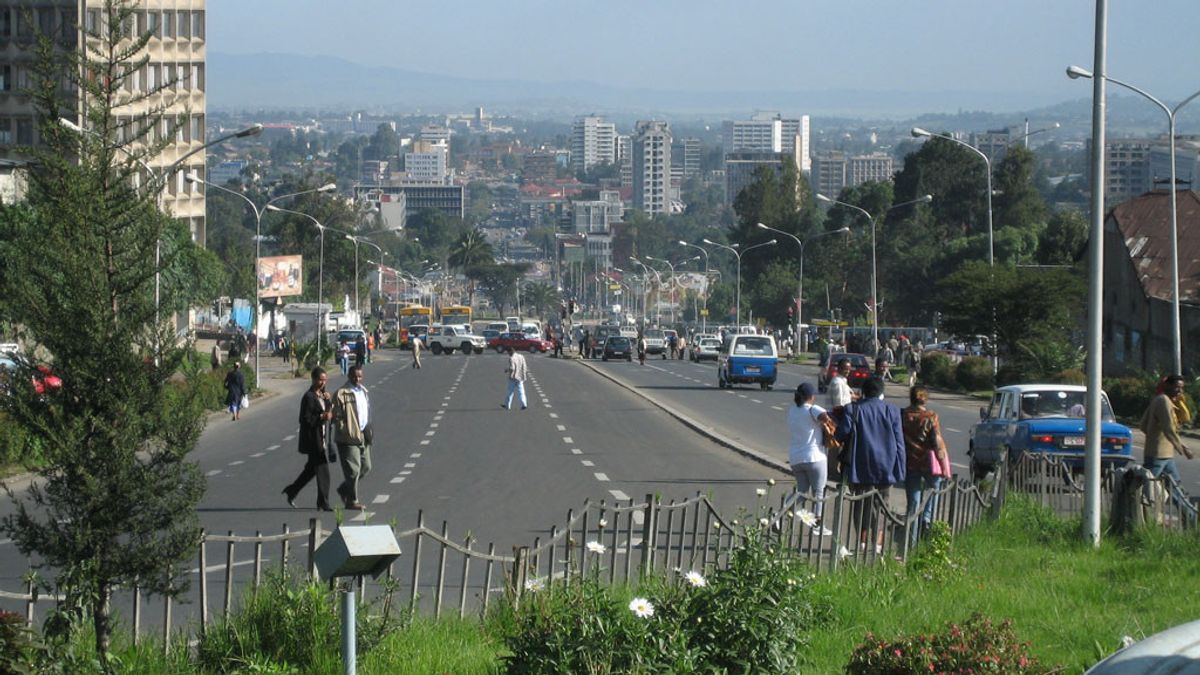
(208, 1, 1200, 100)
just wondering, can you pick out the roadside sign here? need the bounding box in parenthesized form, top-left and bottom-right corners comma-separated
(700, 309, 709, 316)
(813, 319, 848, 327)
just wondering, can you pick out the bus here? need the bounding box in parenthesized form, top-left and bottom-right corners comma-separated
(398, 304, 433, 349)
(440, 305, 472, 330)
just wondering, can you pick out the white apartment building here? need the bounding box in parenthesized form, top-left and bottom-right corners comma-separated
(0, 1, 209, 242)
(633, 121, 671, 215)
(571, 115, 616, 173)
(617, 134, 632, 187)
(404, 140, 449, 180)
(1089, 138, 1154, 206)
(724, 112, 811, 174)
(812, 151, 895, 198)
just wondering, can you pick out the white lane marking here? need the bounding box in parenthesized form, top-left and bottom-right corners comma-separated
(251, 452, 265, 458)
(282, 435, 295, 441)
(751, 398, 763, 403)
(267, 444, 281, 451)
(738, 394, 748, 399)
(444, 396, 452, 400)
(425, 431, 436, 437)
(420, 440, 430, 445)
(228, 460, 244, 466)
(349, 511, 373, 522)
(563, 436, 574, 444)
(609, 489, 630, 501)
(544, 404, 553, 408)
(390, 477, 406, 484)
(372, 494, 390, 504)
(404, 462, 416, 468)
(410, 453, 422, 458)
(594, 473, 610, 482)
(771, 405, 785, 411)
(399, 470, 412, 475)
(441, 403, 449, 407)
(549, 413, 559, 419)
(206, 469, 221, 477)
(581, 460, 594, 467)
(571, 449, 583, 455)
(0, 538, 12, 546)
(951, 462, 968, 469)
(430, 423, 439, 428)
(946, 427, 963, 433)
(556, 424, 567, 431)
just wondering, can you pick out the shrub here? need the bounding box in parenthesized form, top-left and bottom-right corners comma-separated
(920, 353, 955, 388)
(0, 610, 47, 673)
(1103, 375, 1158, 420)
(1055, 368, 1086, 385)
(955, 356, 994, 392)
(845, 613, 1050, 674)
(994, 362, 1032, 387)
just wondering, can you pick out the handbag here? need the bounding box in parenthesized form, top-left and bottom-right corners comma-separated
(812, 408, 842, 453)
(240, 394, 249, 409)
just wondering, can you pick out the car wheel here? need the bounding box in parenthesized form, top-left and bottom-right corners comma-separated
(528, 345, 538, 354)
(495, 345, 505, 354)
(461, 342, 473, 354)
(431, 343, 443, 355)
(474, 347, 483, 354)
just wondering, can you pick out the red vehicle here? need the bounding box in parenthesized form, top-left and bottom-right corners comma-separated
(817, 353, 871, 393)
(32, 365, 63, 395)
(488, 332, 552, 354)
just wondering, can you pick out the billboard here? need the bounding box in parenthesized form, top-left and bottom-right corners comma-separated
(257, 255, 303, 298)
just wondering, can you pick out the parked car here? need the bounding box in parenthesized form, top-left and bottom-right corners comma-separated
(0, 357, 62, 396)
(717, 334, 778, 390)
(817, 353, 872, 393)
(489, 332, 552, 353)
(689, 336, 723, 362)
(480, 329, 502, 343)
(968, 384, 1133, 481)
(602, 336, 633, 361)
(643, 328, 667, 357)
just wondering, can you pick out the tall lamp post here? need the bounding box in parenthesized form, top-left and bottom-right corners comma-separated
(703, 238, 777, 330)
(678, 241, 712, 333)
(815, 195, 932, 356)
(756, 224, 850, 355)
(266, 205, 350, 344)
(59, 118, 264, 363)
(186, 173, 336, 379)
(644, 255, 691, 327)
(1067, 65, 1200, 376)
(911, 128, 992, 266)
(629, 257, 662, 326)
(346, 237, 385, 319)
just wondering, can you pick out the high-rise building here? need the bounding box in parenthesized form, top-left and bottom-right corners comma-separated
(847, 153, 894, 187)
(0, 1, 209, 242)
(571, 115, 616, 173)
(617, 134, 632, 187)
(1087, 138, 1154, 206)
(725, 113, 810, 174)
(781, 116, 811, 173)
(812, 151, 895, 198)
(633, 121, 671, 215)
(971, 127, 1020, 165)
(1148, 136, 1200, 195)
(403, 140, 449, 180)
(724, 151, 788, 204)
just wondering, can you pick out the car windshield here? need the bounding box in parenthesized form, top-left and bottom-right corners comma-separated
(831, 354, 869, 369)
(733, 337, 773, 355)
(608, 337, 630, 347)
(1018, 390, 1114, 421)
(700, 339, 721, 348)
(645, 329, 664, 339)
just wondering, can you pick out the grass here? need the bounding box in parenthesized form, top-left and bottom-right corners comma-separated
(358, 618, 506, 674)
(799, 497, 1200, 672)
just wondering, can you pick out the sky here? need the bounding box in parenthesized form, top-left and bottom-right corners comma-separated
(208, 1, 1200, 103)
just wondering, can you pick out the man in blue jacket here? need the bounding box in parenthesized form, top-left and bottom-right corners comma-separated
(836, 376, 906, 554)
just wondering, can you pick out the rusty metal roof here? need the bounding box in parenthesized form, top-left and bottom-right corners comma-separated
(1109, 190, 1200, 305)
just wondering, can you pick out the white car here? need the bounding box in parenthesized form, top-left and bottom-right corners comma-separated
(690, 337, 722, 362)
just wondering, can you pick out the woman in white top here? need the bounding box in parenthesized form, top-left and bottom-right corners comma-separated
(788, 381, 832, 533)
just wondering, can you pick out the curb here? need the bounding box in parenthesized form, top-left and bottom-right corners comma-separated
(576, 359, 791, 476)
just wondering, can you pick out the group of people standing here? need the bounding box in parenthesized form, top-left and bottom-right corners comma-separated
(787, 364, 949, 551)
(283, 365, 373, 511)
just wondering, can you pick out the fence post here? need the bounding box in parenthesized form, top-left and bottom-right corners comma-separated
(308, 518, 322, 579)
(132, 582, 141, 646)
(198, 534, 208, 634)
(24, 578, 36, 628)
(829, 483, 848, 574)
(639, 493, 656, 578)
(511, 546, 529, 610)
(410, 510, 425, 609)
(224, 531, 235, 618)
(162, 596, 172, 656)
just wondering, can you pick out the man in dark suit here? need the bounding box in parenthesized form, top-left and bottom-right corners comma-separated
(282, 367, 335, 511)
(836, 376, 906, 553)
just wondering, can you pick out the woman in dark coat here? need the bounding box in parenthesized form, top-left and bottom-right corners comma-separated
(223, 361, 246, 421)
(282, 367, 334, 511)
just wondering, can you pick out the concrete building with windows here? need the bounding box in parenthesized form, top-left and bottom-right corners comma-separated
(971, 127, 1019, 164)
(1087, 138, 1155, 206)
(633, 121, 671, 215)
(812, 151, 895, 197)
(0, 1, 209, 242)
(724, 151, 789, 204)
(617, 134, 632, 187)
(403, 140, 449, 181)
(570, 115, 616, 173)
(724, 112, 810, 173)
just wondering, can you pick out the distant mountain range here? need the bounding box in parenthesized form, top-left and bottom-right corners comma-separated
(209, 52, 1079, 120)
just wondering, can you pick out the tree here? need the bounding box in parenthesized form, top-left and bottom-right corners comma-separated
(474, 263, 529, 316)
(523, 281, 560, 321)
(449, 229, 494, 271)
(0, 1, 216, 659)
(993, 145, 1046, 235)
(1037, 209, 1088, 265)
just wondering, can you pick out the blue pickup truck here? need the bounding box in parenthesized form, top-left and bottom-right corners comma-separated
(717, 334, 778, 390)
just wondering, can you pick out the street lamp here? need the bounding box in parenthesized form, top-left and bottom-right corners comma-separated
(346, 236, 385, 319)
(912, 127, 993, 267)
(1018, 121, 1061, 148)
(1067, 65, 1200, 376)
(59, 117, 263, 363)
(629, 257, 662, 326)
(815, 195, 932, 357)
(703, 238, 777, 330)
(266, 205, 351, 344)
(679, 240, 713, 333)
(186, 173, 336, 379)
(756, 223, 850, 355)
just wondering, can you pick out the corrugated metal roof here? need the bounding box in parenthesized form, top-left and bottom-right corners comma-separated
(1110, 190, 1200, 305)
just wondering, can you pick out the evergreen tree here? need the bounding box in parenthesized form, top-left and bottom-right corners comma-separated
(0, 1, 220, 659)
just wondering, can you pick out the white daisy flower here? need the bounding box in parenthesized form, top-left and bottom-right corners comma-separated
(598, 519, 608, 528)
(684, 571, 707, 588)
(524, 577, 546, 592)
(797, 510, 818, 528)
(585, 540, 606, 555)
(755, 488, 767, 496)
(628, 597, 655, 618)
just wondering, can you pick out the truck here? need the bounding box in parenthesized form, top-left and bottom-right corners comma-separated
(426, 324, 487, 355)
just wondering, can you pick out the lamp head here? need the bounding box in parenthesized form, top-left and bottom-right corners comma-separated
(318, 183, 338, 192)
(265, 204, 283, 212)
(677, 240, 687, 245)
(815, 193, 831, 203)
(920, 194, 933, 203)
(1066, 65, 1093, 80)
(756, 222, 769, 230)
(911, 127, 932, 138)
(57, 117, 82, 133)
(345, 235, 355, 242)
(836, 226, 851, 233)
(701, 238, 714, 245)
(235, 123, 264, 138)
(1051, 122, 1061, 129)
(184, 172, 202, 183)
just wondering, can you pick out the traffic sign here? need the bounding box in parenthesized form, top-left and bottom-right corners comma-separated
(700, 309, 709, 316)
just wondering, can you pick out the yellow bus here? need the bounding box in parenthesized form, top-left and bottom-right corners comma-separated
(440, 305, 472, 328)
(398, 304, 433, 349)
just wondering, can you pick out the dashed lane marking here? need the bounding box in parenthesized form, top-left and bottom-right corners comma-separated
(206, 470, 221, 477)
(425, 431, 436, 437)
(571, 449, 583, 455)
(267, 444, 281, 451)
(751, 398, 763, 403)
(372, 494, 390, 504)
(404, 462, 416, 468)
(556, 424, 567, 431)
(420, 440, 430, 445)
(410, 453, 422, 458)
(771, 405, 785, 411)
(594, 473, 610, 482)
(390, 477, 406, 484)
(251, 452, 265, 458)
(563, 436, 574, 444)
(228, 460, 243, 466)
(399, 470, 412, 475)
(609, 489, 630, 501)
(946, 427, 963, 433)
(549, 413, 559, 419)
(581, 460, 594, 467)
(282, 435, 295, 441)
(430, 423, 439, 428)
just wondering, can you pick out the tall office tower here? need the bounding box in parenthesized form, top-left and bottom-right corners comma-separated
(0, 2, 209, 242)
(725, 113, 810, 173)
(846, 153, 894, 187)
(971, 126, 1020, 164)
(571, 115, 616, 173)
(781, 115, 811, 172)
(1087, 138, 1154, 206)
(633, 121, 671, 215)
(676, 137, 701, 178)
(617, 134, 632, 187)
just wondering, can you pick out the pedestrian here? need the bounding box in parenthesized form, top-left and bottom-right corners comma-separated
(835, 376, 906, 554)
(827, 358, 854, 412)
(881, 344, 895, 374)
(374, 326, 383, 351)
(580, 329, 590, 358)
(227, 339, 241, 365)
(637, 333, 647, 365)
(677, 334, 687, 360)
(332, 365, 372, 511)
(354, 335, 367, 368)
(1139, 374, 1194, 486)
(287, 337, 297, 366)
(210, 342, 222, 371)
(281, 335, 290, 364)
(223, 361, 246, 422)
(668, 332, 679, 359)
(552, 330, 563, 358)
(905, 347, 921, 387)
(410, 333, 422, 369)
(501, 346, 528, 410)
(902, 385, 950, 546)
(875, 356, 893, 384)
(788, 382, 833, 535)
(338, 340, 351, 375)
(282, 367, 335, 511)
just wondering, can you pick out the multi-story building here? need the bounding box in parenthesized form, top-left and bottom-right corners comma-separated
(633, 121, 671, 215)
(403, 140, 449, 181)
(811, 151, 895, 198)
(1088, 138, 1154, 206)
(617, 134, 632, 187)
(811, 152, 847, 198)
(781, 116, 811, 172)
(680, 137, 702, 178)
(971, 127, 1019, 164)
(419, 125, 451, 146)
(572, 190, 624, 235)
(354, 183, 463, 221)
(570, 115, 616, 173)
(724, 112, 810, 175)
(1148, 136, 1200, 195)
(523, 151, 558, 184)
(724, 151, 788, 204)
(847, 153, 894, 187)
(0, 1, 209, 242)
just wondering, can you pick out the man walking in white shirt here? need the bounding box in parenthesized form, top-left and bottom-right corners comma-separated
(828, 358, 853, 412)
(501, 346, 529, 410)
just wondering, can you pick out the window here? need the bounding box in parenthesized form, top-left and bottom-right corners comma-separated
(147, 64, 158, 90)
(162, 10, 174, 37)
(0, 118, 11, 144)
(0, 65, 8, 92)
(147, 11, 159, 37)
(176, 11, 189, 38)
(16, 9, 32, 37)
(85, 9, 99, 33)
(192, 63, 204, 91)
(191, 114, 204, 143)
(191, 11, 204, 40)
(0, 8, 10, 37)
(16, 117, 33, 145)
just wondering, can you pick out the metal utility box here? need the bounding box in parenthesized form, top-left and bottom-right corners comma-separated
(313, 525, 401, 581)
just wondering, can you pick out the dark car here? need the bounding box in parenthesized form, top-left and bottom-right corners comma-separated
(602, 336, 633, 362)
(488, 332, 552, 354)
(817, 353, 871, 393)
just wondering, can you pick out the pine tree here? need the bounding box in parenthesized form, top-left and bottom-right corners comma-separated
(0, 1, 218, 659)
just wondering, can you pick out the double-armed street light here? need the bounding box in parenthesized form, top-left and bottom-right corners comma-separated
(644, 255, 697, 327)
(186, 173, 336, 377)
(678, 240, 713, 333)
(912, 127, 993, 266)
(756, 223, 851, 354)
(702, 238, 777, 330)
(266, 205, 353, 343)
(345, 236, 386, 320)
(815, 195, 932, 357)
(1068, 65, 1200, 376)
